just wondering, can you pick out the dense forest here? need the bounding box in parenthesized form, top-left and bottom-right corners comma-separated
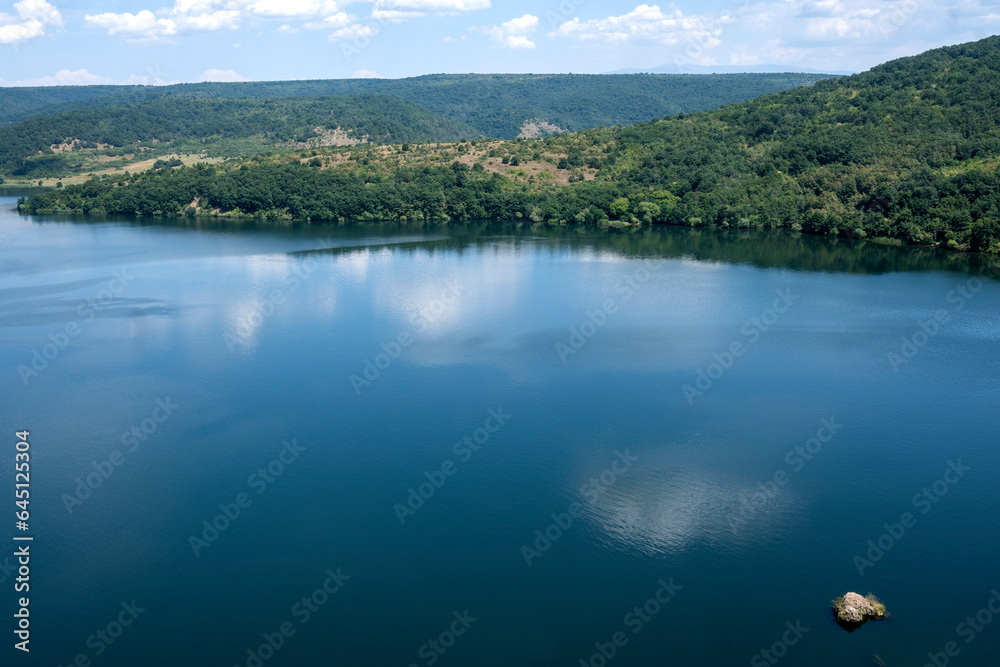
(0, 85, 126, 126)
(21, 37, 1000, 254)
(1, 73, 832, 135)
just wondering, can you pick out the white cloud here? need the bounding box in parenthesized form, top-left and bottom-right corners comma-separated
(303, 11, 353, 29)
(475, 13, 538, 49)
(328, 22, 377, 41)
(85, 11, 179, 42)
(0, 0, 63, 45)
(795, 0, 847, 19)
(371, 0, 489, 11)
(351, 69, 383, 78)
(181, 10, 242, 31)
(371, 8, 424, 22)
(0, 68, 113, 87)
(127, 73, 178, 85)
(740, 0, 940, 45)
(551, 3, 731, 47)
(85, 0, 346, 41)
(246, 0, 340, 18)
(81, 0, 490, 43)
(199, 68, 246, 81)
(715, 0, 983, 71)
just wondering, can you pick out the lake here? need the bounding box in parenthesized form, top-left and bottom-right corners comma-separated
(1, 196, 998, 666)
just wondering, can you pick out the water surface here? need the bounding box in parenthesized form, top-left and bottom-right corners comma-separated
(1, 200, 998, 666)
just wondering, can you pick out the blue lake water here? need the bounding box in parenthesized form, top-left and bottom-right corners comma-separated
(1, 196, 998, 666)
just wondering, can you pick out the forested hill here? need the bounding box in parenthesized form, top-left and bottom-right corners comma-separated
(0, 95, 477, 177)
(1, 73, 833, 136)
(21, 37, 1000, 254)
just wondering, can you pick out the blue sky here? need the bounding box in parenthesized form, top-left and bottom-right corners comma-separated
(1, 0, 999, 85)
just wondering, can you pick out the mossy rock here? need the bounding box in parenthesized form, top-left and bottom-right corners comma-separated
(832, 592, 886, 628)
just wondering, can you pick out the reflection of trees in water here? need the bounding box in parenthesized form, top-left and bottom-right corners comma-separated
(40, 214, 993, 278)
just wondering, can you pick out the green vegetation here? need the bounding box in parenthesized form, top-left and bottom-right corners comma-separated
(1, 73, 833, 135)
(20, 37, 1000, 254)
(0, 85, 127, 126)
(0, 95, 477, 178)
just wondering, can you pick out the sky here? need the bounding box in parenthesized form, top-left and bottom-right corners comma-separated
(1, 0, 999, 85)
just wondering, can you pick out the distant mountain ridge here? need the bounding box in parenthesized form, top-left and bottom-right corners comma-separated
(0, 72, 835, 137)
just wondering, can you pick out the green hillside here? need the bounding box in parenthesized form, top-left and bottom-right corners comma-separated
(1, 73, 833, 136)
(21, 37, 1000, 254)
(0, 95, 477, 177)
(0, 85, 126, 126)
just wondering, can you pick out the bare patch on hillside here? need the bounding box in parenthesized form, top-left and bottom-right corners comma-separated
(314, 128, 365, 147)
(518, 119, 568, 139)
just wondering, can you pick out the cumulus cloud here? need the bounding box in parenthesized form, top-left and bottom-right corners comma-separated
(371, 8, 424, 22)
(85, 0, 346, 41)
(351, 68, 383, 77)
(84, 7, 239, 42)
(80, 0, 491, 43)
(551, 3, 731, 47)
(0, 68, 112, 87)
(717, 0, 977, 71)
(371, 0, 489, 11)
(127, 72, 178, 85)
(0, 0, 63, 45)
(199, 68, 246, 81)
(475, 13, 538, 49)
(323, 0, 488, 43)
(741, 0, 940, 45)
(328, 21, 377, 41)
(303, 11, 353, 29)
(247, 0, 340, 18)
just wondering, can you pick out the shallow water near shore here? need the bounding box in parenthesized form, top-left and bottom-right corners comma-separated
(1, 199, 998, 666)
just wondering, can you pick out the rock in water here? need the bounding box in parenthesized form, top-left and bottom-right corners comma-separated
(833, 592, 886, 624)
